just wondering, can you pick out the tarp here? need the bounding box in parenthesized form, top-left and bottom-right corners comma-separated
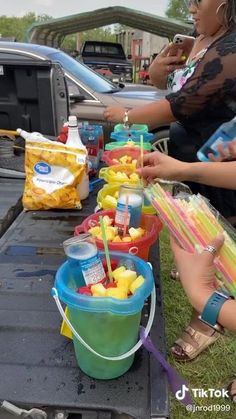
(27, 6, 192, 47)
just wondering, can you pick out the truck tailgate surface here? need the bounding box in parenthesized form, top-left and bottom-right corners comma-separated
(0, 185, 169, 418)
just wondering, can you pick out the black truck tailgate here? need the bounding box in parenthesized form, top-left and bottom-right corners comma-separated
(0, 179, 169, 419)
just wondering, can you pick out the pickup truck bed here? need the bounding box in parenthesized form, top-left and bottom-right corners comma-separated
(0, 163, 169, 418)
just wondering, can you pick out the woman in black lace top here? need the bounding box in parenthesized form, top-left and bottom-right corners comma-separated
(104, 0, 236, 218)
(104, 0, 236, 363)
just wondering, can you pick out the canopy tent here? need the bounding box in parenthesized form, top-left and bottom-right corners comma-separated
(27, 6, 192, 47)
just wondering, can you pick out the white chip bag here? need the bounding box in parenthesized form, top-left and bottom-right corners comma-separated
(23, 136, 86, 210)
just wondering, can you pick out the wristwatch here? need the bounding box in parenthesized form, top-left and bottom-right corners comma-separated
(123, 110, 130, 128)
(199, 290, 233, 332)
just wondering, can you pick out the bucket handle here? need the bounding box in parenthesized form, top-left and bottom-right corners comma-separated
(51, 285, 156, 361)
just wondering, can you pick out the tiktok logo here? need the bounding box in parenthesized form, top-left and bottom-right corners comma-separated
(176, 385, 190, 401)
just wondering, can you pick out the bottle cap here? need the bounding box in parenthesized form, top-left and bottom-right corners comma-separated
(68, 115, 77, 127)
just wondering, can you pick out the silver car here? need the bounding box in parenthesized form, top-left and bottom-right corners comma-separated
(0, 41, 167, 140)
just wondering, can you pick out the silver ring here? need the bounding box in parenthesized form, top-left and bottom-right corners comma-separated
(204, 245, 217, 254)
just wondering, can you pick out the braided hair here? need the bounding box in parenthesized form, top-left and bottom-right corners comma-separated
(223, 0, 236, 28)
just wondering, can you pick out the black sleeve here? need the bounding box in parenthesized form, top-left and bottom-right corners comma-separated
(166, 32, 236, 123)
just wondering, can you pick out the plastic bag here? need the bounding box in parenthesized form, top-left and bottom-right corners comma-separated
(23, 136, 86, 210)
(145, 182, 236, 297)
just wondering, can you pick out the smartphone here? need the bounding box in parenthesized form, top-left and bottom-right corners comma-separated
(169, 34, 195, 60)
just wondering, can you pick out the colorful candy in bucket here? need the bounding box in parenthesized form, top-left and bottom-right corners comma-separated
(97, 183, 156, 214)
(52, 250, 155, 379)
(99, 164, 140, 185)
(74, 209, 162, 260)
(102, 147, 148, 167)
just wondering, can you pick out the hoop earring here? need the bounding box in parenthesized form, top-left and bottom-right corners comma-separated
(216, 1, 226, 16)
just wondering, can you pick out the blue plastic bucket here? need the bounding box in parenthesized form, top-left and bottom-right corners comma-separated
(110, 131, 154, 143)
(53, 251, 154, 379)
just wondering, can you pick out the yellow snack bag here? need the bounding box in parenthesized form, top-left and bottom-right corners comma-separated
(23, 137, 86, 210)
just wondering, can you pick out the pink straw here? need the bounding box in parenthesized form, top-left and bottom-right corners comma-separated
(123, 195, 129, 237)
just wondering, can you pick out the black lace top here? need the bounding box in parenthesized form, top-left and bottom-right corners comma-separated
(166, 30, 236, 148)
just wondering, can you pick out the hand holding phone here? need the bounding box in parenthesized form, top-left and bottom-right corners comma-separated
(168, 34, 195, 62)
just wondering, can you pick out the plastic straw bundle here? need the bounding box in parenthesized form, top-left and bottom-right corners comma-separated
(145, 182, 236, 296)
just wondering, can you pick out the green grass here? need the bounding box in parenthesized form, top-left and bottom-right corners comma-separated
(159, 227, 236, 419)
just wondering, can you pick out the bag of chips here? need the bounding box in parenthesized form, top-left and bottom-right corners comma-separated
(23, 136, 86, 210)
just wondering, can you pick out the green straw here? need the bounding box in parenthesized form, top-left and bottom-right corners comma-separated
(99, 216, 113, 283)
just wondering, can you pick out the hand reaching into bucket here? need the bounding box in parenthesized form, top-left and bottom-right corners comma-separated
(136, 151, 188, 183)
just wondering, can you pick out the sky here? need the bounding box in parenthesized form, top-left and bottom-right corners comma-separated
(0, 0, 169, 18)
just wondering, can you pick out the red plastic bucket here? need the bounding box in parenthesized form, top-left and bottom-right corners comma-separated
(74, 209, 162, 261)
(102, 147, 148, 166)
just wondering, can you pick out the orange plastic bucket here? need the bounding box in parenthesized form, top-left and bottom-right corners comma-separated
(74, 209, 162, 261)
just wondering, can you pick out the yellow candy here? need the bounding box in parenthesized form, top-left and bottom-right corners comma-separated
(88, 226, 101, 237)
(122, 236, 132, 242)
(103, 228, 115, 241)
(91, 283, 106, 297)
(129, 173, 139, 181)
(129, 227, 145, 240)
(119, 155, 128, 164)
(106, 287, 127, 299)
(112, 266, 126, 280)
(115, 269, 137, 285)
(102, 215, 113, 226)
(112, 235, 123, 243)
(103, 195, 117, 208)
(129, 275, 145, 294)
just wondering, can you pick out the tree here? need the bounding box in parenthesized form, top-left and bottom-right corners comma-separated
(0, 13, 52, 42)
(0, 14, 116, 49)
(166, 0, 190, 20)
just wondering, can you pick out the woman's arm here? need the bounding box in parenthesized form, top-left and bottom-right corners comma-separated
(138, 151, 236, 190)
(181, 161, 236, 189)
(104, 33, 236, 127)
(104, 99, 176, 128)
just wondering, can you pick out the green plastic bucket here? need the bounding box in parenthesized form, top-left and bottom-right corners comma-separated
(114, 124, 148, 133)
(52, 251, 155, 379)
(105, 141, 152, 151)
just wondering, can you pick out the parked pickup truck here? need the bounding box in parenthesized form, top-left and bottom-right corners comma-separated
(80, 41, 133, 84)
(0, 139, 169, 419)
